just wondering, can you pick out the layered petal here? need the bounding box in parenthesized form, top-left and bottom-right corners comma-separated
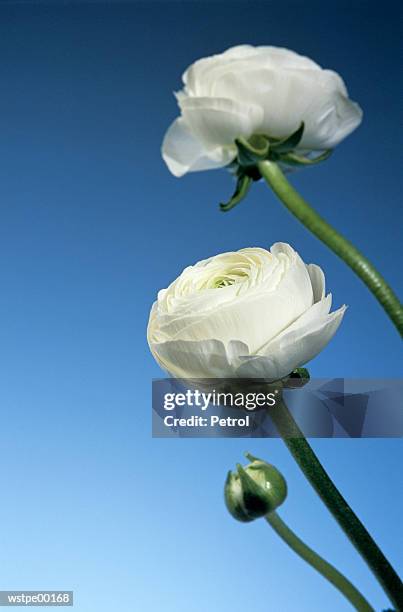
(212, 67, 362, 149)
(151, 243, 313, 353)
(307, 263, 326, 302)
(183, 46, 321, 98)
(236, 302, 346, 380)
(179, 96, 263, 149)
(148, 337, 248, 379)
(161, 118, 233, 177)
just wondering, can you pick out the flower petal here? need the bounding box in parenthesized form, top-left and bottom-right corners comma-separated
(253, 46, 322, 71)
(179, 96, 263, 149)
(203, 65, 361, 150)
(236, 304, 346, 380)
(148, 337, 248, 378)
(184, 46, 321, 98)
(161, 117, 232, 177)
(307, 263, 326, 302)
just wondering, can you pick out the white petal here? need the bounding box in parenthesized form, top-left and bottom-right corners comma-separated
(236, 304, 346, 380)
(311, 91, 363, 149)
(219, 67, 362, 149)
(148, 338, 247, 379)
(295, 70, 363, 149)
(254, 46, 322, 71)
(307, 263, 326, 302)
(179, 96, 263, 149)
(184, 46, 321, 98)
(161, 117, 233, 177)
(268, 303, 346, 369)
(261, 294, 333, 346)
(182, 46, 259, 96)
(234, 354, 281, 380)
(221, 45, 262, 60)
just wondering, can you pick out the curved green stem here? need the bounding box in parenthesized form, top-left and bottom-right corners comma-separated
(265, 512, 374, 611)
(269, 399, 403, 610)
(258, 160, 403, 336)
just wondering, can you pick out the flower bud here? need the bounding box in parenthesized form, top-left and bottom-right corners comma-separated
(224, 453, 287, 522)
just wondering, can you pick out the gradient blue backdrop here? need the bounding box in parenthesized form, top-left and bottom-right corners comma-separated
(0, 1, 401, 611)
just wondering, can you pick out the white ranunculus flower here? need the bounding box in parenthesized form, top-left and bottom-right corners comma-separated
(147, 243, 346, 380)
(162, 45, 363, 177)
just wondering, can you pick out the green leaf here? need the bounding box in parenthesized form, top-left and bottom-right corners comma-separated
(220, 173, 252, 212)
(270, 122, 305, 153)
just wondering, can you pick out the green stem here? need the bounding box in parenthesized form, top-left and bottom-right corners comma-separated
(265, 512, 374, 611)
(258, 160, 403, 336)
(269, 399, 403, 610)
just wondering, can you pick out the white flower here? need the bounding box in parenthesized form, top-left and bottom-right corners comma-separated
(147, 243, 346, 380)
(162, 45, 362, 177)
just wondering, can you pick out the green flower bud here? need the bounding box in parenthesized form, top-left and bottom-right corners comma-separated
(224, 453, 287, 522)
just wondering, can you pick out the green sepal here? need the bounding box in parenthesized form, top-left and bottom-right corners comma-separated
(244, 451, 260, 463)
(270, 122, 305, 153)
(224, 470, 254, 523)
(235, 134, 270, 167)
(290, 367, 310, 381)
(236, 463, 271, 519)
(283, 367, 311, 388)
(280, 149, 333, 166)
(220, 173, 252, 212)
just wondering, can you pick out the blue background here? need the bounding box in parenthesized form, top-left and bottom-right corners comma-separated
(0, 1, 401, 610)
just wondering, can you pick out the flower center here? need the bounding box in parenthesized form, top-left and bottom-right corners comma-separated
(213, 277, 236, 289)
(211, 270, 248, 289)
